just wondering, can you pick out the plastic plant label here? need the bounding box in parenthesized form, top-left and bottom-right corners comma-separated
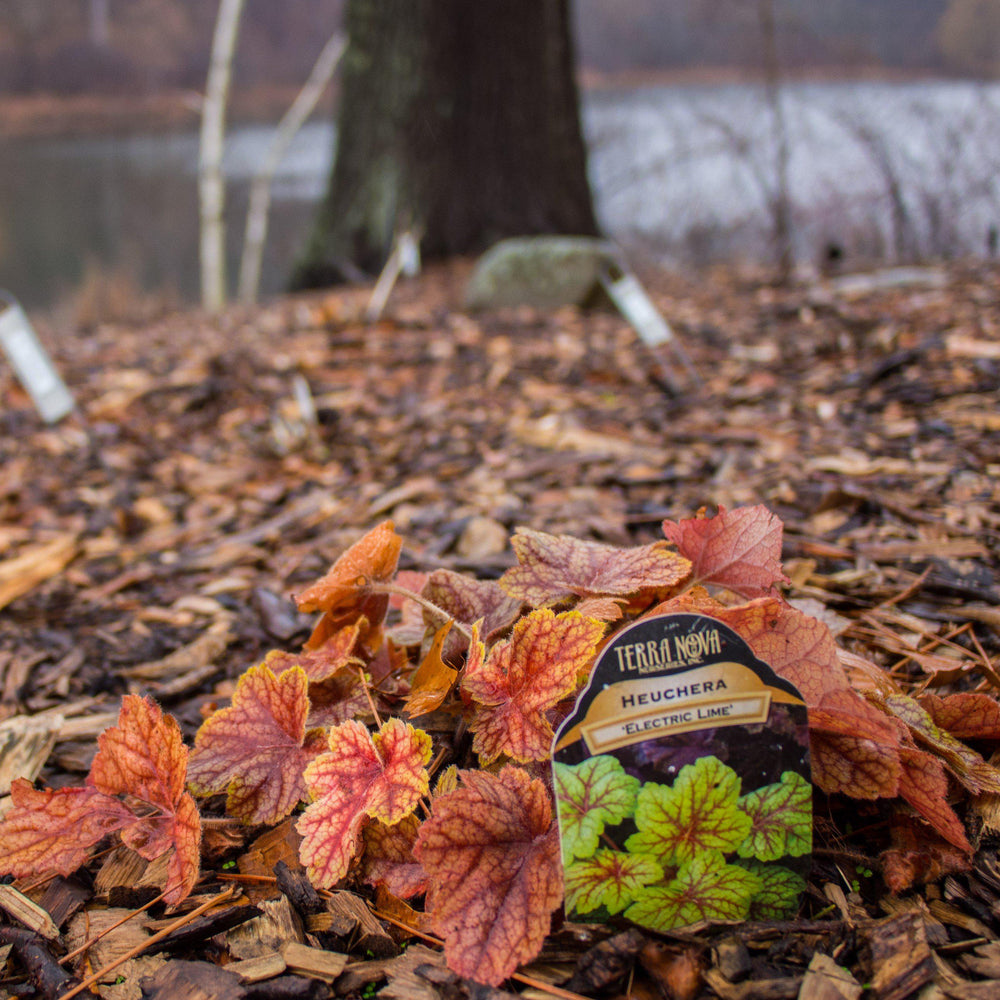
(0, 300, 74, 423)
(552, 612, 811, 932)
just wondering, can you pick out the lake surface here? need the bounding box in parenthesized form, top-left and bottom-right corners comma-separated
(2, 79, 999, 310)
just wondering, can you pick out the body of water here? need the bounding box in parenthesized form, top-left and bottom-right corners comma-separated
(2, 79, 998, 310)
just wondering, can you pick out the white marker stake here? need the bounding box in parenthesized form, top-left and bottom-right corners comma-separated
(600, 266, 701, 392)
(0, 297, 75, 424)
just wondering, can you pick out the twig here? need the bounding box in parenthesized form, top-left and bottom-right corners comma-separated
(56, 886, 237, 1000)
(0, 927, 78, 998)
(60, 891, 165, 965)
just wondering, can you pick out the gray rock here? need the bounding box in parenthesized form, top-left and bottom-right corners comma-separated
(464, 236, 619, 311)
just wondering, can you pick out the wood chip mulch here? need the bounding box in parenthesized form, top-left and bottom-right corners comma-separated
(2, 259, 1000, 1000)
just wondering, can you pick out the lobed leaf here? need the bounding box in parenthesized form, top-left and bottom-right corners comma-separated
(810, 730, 901, 799)
(564, 848, 663, 916)
(187, 664, 326, 825)
(625, 756, 751, 866)
(883, 693, 1000, 795)
(500, 528, 690, 607)
(413, 767, 562, 987)
(0, 780, 132, 879)
(298, 719, 432, 888)
(738, 860, 806, 920)
(920, 692, 1000, 742)
(662, 504, 789, 598)
(90, 695, 202, 905)
(362, 814, 428, 899)
(625, 851, 762, 931)
(737, 771, 812, 862)
(423, 569, 523, 646)
(464, 609, 605, 763)
(553, 755, 640, 862)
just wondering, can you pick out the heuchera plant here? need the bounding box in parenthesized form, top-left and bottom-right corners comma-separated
(2, 505, 1000, 985)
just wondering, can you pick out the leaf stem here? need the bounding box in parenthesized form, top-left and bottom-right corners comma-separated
(366, 581, 473, 643)
(358, 667, 383, 728)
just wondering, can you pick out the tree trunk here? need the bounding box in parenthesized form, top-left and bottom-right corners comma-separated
(292, 0, 598, 289)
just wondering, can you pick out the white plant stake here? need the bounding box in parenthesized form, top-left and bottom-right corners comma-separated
(0, 293, 74, 424)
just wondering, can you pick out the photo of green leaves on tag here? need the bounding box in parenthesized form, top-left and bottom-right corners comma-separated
(552, 613, 812, 932)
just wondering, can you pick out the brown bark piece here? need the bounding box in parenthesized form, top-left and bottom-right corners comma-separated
(226, 952, 287, 983)
(0, 534, 77, 612)
(958, 942, 1000, 979)
(565, 927, 645, 995)
(280, 941, 347, 983)
(798, 953, 862, 1000)
(138, 960, 244, 1000)
(0, 714, 62, 793)
(702, 968, 802, 1000)
(861, 912, 935, 1000)
(38, 876, 90, 929)
(713, 935, 752, 983)
(309, 890, 396, 958)
(66, 907, 151, 978)
(0, 884, 60, 940)
(223, 896, 305, 961)
(336, 944, 444, 997)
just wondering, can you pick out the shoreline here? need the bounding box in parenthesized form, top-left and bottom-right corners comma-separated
(0, 67, 974, 141)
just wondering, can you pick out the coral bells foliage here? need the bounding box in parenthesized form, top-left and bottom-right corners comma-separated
(4, 509, 1000, 983)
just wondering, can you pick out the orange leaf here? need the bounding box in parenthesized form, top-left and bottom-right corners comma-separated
(296, 521, 402, 614)
(662, 505, 789, 598)
(404, 622, 458, 718)
(89, 695, 202, 905)
(0, 780, 133, 879)
(298, 719, 432, 888)
(413, 767, 562, 987)
(499, 528, 690, 608)
(187, 665, 326, 825)
(920, 692, 1000, 742)
(265, 620, 366, 682)
(464, 609, 605, 763)
(897, 747, 971, 853)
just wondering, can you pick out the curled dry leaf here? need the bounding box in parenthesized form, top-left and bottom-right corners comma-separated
(298, 718, 432, 888)
(413, 766, 562, 987)
(500, 528, 690, 607)
(463, 608, 605, 763)
(403, 622, 458, 718)
(662, 504, 789, 599)
(187, 664, 327, 825)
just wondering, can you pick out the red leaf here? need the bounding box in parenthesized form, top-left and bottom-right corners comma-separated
(298, 719, 432, 888)
(662, 505, 789, 598)
(362, 814, 428, 899)
(654, 592, 845, 705)
(88, 695, 202, 905)
(463, 609, 605, 763)
(920, 693, 1000, 742)
(423, 569, 523, 646)
(187, 664, 326, 825)
(413, 767, 562, 987)
(0, 780, 132, 878)
(810, 731, 901, 799)
(500, 528, 690, 607)
(897, 747, 972, 853)
(881, 818, 973, 893)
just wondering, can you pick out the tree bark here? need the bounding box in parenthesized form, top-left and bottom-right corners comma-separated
(292, 0, 598, 288)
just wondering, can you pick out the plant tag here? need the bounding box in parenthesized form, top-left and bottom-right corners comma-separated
(599, 267, 674, 346)
(552, 612, 811, 932)
(0, 301, 74, 423)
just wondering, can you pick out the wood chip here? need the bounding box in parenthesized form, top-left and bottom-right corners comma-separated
(0, 534, 78, 611)
(225, 951, 287, 983)
(798, 953, 862, 1000)
(0, 884, 60, 940)
(280, 940, 347, 982)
